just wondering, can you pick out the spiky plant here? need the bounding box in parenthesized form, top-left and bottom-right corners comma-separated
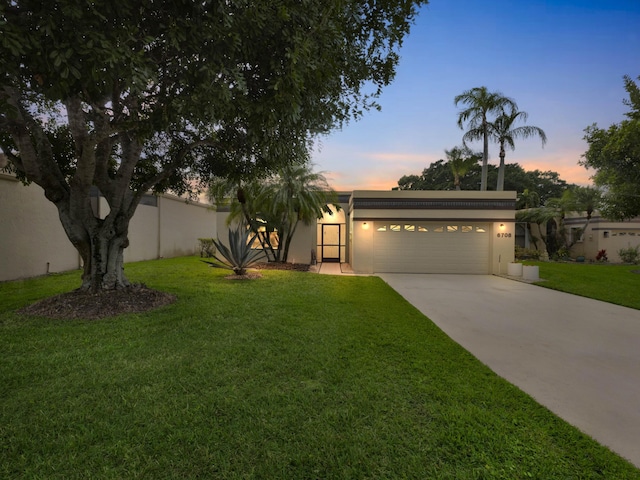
(203, 225, 265, 275)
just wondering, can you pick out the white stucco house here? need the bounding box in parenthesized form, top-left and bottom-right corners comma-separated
(218, 190, 517, 275)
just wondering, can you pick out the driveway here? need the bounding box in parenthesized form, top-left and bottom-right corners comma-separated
(378, 274, 640, 468)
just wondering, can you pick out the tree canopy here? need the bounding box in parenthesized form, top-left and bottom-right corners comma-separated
(487, 107, 547, 191)
(581, 75, 640, 220)
(397, 160, 571, 206)
(0, 0, 425, 290)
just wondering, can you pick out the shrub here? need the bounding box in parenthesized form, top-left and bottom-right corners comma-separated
(515, 246, 542, 260)
(618, 246, 639, 264)
(198, 238, 216, 258)
(552, 247, 570, 261)
(596, 249, 608, 262)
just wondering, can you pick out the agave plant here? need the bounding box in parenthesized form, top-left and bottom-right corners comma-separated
(203, 225, 265, 275)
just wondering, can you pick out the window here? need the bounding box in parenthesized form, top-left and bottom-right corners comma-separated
(571, 227, 584, 243)
(603, 231, 610, 238)
(475, 226, 486, 233)
(390, 224, 401, 232)
(461, 225, 473, 233)
(417, 226, 428, 232)
(377, 225, 387, 232)
(434, 226, 444, 233)
(447, 225, 458, 232)
(404, 224, 415, 232)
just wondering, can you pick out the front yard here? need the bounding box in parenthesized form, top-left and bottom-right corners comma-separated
(530, 261, 640, 310)
(1, 256, 638, 478)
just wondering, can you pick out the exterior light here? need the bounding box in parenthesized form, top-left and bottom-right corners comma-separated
(499, 223, 505, 229)
(362, 222, 369, 230)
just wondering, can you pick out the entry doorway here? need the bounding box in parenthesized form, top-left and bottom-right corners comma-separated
(321, 224, 341, 262)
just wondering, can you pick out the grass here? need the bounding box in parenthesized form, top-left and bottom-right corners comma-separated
(1, 256, 639, 479)
(527, 261, 640, 310)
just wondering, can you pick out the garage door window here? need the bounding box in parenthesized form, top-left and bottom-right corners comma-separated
(447, 225, 458, 232)
(475, 226, 486, 233)
(434, 226, 444, 233)
(404, 224, 415, 231)
(377, 225, 387, 231)
(418, 226, 428, 232)
(390, 224, 401, 232)
(462, 225, 473, 233)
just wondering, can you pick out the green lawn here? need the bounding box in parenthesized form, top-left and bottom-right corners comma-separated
(529, 261, 640, 310)
(1, 257, 639, 479)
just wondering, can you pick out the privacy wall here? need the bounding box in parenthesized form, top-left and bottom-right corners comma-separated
(0, 174, 216, 282)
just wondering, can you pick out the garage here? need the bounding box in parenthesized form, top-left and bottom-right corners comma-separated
(349, 190, 516, 275)
(372, 222, 491, 274)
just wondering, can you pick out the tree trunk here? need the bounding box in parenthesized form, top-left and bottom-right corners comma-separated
(56, 195, 134, 292)
(496, 143, 506, 191)
(481, 118, 488, 191)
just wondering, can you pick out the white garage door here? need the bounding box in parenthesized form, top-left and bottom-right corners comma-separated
(373, 222, 491, 274)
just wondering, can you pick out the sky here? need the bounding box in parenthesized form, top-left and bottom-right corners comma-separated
(311, 0, 640, 191)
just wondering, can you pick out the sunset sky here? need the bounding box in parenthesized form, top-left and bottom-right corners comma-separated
(311, 0, 640, 191)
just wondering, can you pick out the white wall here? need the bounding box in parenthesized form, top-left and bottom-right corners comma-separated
(0, 176, 216, 282)
(0, 175, 80, 281)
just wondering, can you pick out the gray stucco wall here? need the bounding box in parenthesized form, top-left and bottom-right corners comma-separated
(0, 175, 216, 282)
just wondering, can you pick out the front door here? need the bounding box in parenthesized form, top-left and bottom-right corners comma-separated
(322, 224, 341, 262)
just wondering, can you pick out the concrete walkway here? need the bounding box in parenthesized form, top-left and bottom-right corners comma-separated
(377, 273, 640, 468)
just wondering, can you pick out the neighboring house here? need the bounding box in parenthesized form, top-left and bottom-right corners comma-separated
(565, 214, 640, 263)
(218, 190, 517, 275)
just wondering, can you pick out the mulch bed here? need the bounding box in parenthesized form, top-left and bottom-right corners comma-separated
(253, 262, 311, 272)
(18, 284, 176, 320)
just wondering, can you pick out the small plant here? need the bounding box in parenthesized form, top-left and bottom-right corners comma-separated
(203, 225, 265, 275)
(552, 246, 570, 261)
(618, 246, 639, 264)
(198, 238, 216, 258)
(596, 249, 608, 262)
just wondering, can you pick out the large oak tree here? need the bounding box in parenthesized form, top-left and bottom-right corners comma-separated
(0, 0, 425, 291)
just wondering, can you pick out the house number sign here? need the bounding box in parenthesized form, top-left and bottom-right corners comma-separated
(497, 233, 512, 238)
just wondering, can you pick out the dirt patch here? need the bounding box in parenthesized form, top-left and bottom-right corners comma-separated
(253, 262, 310, 272)
(18, 284, 176, 320)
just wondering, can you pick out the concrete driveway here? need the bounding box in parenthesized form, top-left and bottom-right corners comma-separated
(377, 273, 640, 468)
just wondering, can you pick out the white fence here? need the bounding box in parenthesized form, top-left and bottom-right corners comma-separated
(0, 174, 216, 282)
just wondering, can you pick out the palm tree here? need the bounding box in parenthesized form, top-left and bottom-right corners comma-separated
(455, 87, 517, 191)
(489, 107, 547, 191)
(445, 145, 481, 190)
(213, 163, 339, 263)
(257, 164, 339, 262)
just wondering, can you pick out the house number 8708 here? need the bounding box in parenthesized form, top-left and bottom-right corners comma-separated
(497, 233, 512, 238)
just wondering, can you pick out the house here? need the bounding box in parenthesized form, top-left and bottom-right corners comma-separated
(565, 214, 640, 263)
(218, 190, 517, 275)
(2, 166, 516, 281)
